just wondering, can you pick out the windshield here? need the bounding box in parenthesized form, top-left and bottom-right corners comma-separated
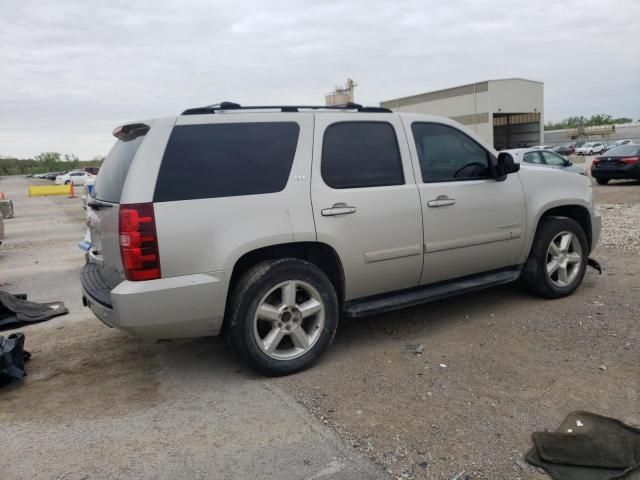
(605, 145, 640, 156)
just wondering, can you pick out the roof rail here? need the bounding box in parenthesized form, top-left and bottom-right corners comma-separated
(181, 102, 391, 115)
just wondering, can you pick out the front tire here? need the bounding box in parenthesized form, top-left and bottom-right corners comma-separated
(595, 177, 610, 185)
(64, 180, 70, 185)
(522, 217, 588, 298)
(227, 258, 339, 376)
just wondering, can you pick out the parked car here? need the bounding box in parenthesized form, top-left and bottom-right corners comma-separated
(575, 142, 606, 155)
(42, 171, 64, 180)
(531, 145, 553, 150)
(552, 145, 574, 156)
(81, 103, 601, 375)
(55, 170, 93, 185)
(502, 148, 585, 175)
(590, 144, 640, 185)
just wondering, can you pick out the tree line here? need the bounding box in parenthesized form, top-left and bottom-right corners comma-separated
(545, 114, 635, 131)
(0, 152, 104, 176)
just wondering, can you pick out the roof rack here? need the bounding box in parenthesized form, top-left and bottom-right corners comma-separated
(181, 102, 392, 115)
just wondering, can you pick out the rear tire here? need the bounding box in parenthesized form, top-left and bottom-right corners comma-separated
(227, 258, 339, 376)
(522, 217, 588, 299)
(64, 180, 70, 185)
(595, 177, 610, 185)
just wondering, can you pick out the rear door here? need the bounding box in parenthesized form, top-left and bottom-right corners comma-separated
(404, 120, 526, 285)
(311, 114, 423, 300)
(87, 133, 147, 286)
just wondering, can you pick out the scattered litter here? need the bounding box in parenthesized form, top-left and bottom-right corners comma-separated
(0, 332, 30, 387)
(439, 364, 447, 368)
(567, 428, 573, 433)
(576, 420, 584, 427)
(403, 343, 425, 354)
(0, 291, 68, 331)
(599, 364, 607, 371)
(449, 471, 466, 480)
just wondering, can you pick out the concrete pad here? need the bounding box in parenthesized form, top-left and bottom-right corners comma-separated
(0, 176, 385, 480)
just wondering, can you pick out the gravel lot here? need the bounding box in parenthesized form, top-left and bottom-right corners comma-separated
(276, 177, 640, 480)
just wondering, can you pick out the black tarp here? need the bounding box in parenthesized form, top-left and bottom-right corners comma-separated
(0, 291, 68, 331)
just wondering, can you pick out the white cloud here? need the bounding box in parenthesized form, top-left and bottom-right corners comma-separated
(1, 0, 639, 157)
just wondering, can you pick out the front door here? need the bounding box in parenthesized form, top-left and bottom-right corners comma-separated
(404, 120, 526, 285)
(311, 115, 423, 300)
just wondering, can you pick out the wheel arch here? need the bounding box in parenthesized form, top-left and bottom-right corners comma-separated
(223, 242, 346, 331)
(531, 204, 593, 254)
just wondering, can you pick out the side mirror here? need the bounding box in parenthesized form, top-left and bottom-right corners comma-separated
(564, 159, 573, 166)
(495, 152, 520, 181)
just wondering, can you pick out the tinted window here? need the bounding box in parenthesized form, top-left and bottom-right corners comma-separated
(321, 122, 404, 189)
(94, 136, 144, 203)
(524, 152, 543, 164)
(154, 122, 299, 202)
(411, 123, 491, 182)
(541, 151, 566, 166)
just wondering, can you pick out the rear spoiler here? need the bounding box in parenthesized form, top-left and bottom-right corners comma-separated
(112, 123, 150, 141)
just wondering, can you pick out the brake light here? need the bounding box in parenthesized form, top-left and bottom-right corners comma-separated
(592, 159, 600, 165)
(119, 203, 161, 281)
(622, 157, 639, 164)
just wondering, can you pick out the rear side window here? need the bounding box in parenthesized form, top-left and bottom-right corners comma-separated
(321, 122, 404, 189)
(154, 122, 299, 202)
(94, 136, 144, 203)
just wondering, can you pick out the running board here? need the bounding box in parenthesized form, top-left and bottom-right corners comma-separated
(344, 266, 522, 318)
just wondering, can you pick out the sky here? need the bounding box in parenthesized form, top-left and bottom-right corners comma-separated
(1, 0, 639, 159)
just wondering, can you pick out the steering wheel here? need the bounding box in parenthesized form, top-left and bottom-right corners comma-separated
(453, 162, 486, 178)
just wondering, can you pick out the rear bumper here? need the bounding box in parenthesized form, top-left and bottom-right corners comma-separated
(591, 163, 640, 180)
(81, 263, 229, 339)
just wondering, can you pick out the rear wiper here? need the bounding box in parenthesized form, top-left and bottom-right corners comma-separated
(87, 200, 113, 210)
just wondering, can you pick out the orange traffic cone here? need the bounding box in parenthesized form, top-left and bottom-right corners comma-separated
(68, 179, 76, 198)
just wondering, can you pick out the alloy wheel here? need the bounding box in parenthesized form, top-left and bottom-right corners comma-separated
(546, 231, 583, 288)
(253, 280, 325, 360)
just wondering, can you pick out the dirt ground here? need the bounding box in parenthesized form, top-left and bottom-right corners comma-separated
(277, 178, 640, 480)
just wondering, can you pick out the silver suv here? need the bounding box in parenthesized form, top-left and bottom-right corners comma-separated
(81, 102, 601, 375)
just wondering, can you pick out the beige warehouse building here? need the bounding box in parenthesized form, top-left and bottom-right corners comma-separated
(380, 78, 543, 150)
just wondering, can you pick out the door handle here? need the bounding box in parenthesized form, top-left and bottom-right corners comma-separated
(427, 195, 456, 208)
(321, 203, 357, 216)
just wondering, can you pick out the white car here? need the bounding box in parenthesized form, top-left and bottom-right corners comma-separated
(575, 142, 606, 155)
(502, 148, 586, 175)
(55, 170, 93, 186)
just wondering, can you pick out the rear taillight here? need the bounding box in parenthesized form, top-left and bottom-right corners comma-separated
(592, 159, 600, 166)
(119, 203, 161, 281)
(622, 157, 639, 164)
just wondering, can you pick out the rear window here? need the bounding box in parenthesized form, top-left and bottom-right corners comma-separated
(154, 122, 299, 202)
(93, 136, 144, 203)
(605, 145, 640, 156)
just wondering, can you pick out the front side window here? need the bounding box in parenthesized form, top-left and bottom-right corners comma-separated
(524, 152, 543, 164)
(541, 151, 566, 166)
(321, 122, 404, 189)
(411, 123, 491, 182)
(154, 122, 300, 202)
